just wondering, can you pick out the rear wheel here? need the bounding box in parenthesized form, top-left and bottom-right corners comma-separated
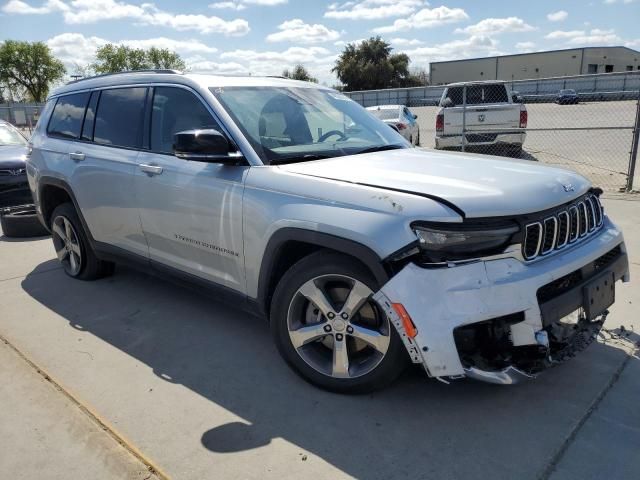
(271, 251, 407, 393)
(50, 203, 114, 280)
(0, 208, 49, 238)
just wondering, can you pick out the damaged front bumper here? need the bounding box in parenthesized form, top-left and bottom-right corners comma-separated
(376, 217, 629, 384)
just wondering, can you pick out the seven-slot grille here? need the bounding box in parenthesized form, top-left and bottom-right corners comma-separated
(523, 193, 604, 261)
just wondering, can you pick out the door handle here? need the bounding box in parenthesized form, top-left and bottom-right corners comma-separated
(139, 164, 163, 175)
(69, 151, 85, 161)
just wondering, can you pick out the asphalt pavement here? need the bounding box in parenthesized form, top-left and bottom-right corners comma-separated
(0, 196, 638, 479)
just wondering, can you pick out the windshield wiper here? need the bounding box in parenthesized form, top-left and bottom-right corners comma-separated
(354, 144, 407, 155)
(270, 154, 333, 165)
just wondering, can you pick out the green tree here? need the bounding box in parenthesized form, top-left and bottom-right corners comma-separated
(92, 44, 186, 74)
(0, 40, 65, 102)
(282, 64, 318, 83)
(332, 37, 422, 91)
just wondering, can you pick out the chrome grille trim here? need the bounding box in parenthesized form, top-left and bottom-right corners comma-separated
(521, 193, 605, 262)
(541, 217, 558, 255)
(556, 211, 570, 248)
(523, 222, 543, 260)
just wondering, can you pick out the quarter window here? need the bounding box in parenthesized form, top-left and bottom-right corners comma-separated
(94, 87, 147, 148)
(150, 87, 220, 154)
(47, 92, 90, 139)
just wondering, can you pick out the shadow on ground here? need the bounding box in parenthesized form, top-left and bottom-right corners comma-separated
(20, 261, 633, 480)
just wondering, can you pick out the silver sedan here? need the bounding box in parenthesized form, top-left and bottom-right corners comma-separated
(366, 104, 420, 146)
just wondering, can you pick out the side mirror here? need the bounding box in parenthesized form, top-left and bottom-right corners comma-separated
(512, 94, 523, 103)
(441, 97, 454, 108)
(173, 129, 243, 164)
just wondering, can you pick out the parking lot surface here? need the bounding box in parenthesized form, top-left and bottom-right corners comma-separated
(0, 196, 638, 480)
(413, 101, 638, 192)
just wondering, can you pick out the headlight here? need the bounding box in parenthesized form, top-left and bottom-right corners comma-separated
(412, 222, 519, 262)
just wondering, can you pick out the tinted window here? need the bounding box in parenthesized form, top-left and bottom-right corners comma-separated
(94, 88, 146, 148)
(445, 85, 508, 106)
(150, 87, 219, 153)
(47, 92, 90, 139)
(81, 91, 99, 141)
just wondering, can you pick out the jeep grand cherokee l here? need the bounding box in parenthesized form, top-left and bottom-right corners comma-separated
(26, 71, 629, 393)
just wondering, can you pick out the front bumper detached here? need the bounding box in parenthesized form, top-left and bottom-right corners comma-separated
(377, 217, 629, 384)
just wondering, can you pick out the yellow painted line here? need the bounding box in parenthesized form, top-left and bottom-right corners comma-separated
(0, 334, 171, 480)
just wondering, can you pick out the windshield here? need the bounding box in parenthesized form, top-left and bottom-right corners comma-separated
(210, 86, 408, 164)
(368, 108, 400, 120)
(0, 124, 27, 146)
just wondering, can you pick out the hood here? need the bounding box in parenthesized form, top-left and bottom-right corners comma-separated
(278, 148, 591, 218)
(0, 145, 28, 169)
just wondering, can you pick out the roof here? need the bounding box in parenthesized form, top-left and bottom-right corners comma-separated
(365, 104, 403, 110)
(50, 70, 327, 99)
(444, 80, 507, 87)
(430, 45, 640, 66)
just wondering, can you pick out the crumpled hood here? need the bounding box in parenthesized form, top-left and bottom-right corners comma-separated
(278, 148, 591, 218)
(0, 145, 28, 169)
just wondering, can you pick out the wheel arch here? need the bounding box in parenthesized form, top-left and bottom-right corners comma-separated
(257, 228, 390, 316)
(38, 177, 91, 238)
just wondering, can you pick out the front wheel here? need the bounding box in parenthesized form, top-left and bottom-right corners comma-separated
(270, 251, 407, 393)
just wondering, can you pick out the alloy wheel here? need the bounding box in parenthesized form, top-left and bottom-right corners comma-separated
(287, 274, 391, 379)
(51, 215, 82, 276)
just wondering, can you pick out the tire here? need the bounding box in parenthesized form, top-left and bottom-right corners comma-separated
(415, 132, 420, 147)
(270, 250, 407, 393)
(0, 208, 50, 238)
(50, 203, 114, 280)
(507, 145, 523, 158)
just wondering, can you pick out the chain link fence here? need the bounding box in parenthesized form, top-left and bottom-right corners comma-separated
(346, 72, 640, 193)
(0, 103, 44, 136)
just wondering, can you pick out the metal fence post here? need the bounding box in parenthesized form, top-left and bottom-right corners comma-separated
(461, 85, 467, 153)
(626, 90, 640, 192)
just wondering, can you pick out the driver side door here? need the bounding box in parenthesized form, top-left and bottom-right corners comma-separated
(135, 86, 249, 293)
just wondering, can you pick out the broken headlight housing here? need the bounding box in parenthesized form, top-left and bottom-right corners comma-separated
(411, 222, 520, 263)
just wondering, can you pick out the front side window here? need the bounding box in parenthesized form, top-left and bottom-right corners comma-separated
(94, 87, 146, 148)
(47, 92, 90, 139)
(151, 87, 220, 154)
(0, 123, 27, 146)
(211, 86, 407, 164)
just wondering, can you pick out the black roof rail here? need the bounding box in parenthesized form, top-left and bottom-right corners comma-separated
(66, 69, 182, 85)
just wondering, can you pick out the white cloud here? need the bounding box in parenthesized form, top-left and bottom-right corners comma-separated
(603, 0, 635, 4)
(324, 0, 422, 21)
(547, 10, 568, 22)
(209, 2, 246, 10)
(266, 18, 340, 44)
(545, 28, 622, 45)
(208, 0, 286, 9)
(46, 32, 218, 69)
(391, 37, 424, 46)
(2, 0, 250, 36)
(372, 6, 469, 33)
(220, 46, 338, 83)
(399, 35, 501, 65)
(515, 41, 536, 52)
(455, 17, 535, 36)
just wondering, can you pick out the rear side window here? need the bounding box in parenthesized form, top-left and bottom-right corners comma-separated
(94, 87, 147, 148)
(150, 87, 219, 154)
(444, 85, 509, 106)
(47, 92, 90, 139)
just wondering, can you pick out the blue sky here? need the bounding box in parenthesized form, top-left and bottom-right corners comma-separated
(1, 0, 639, 85)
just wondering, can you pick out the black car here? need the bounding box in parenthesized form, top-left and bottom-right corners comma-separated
(0, 120, 48, 237)
(556, 89, 579, 105)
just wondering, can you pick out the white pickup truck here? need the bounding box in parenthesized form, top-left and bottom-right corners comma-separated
(435, 81, 527, 156)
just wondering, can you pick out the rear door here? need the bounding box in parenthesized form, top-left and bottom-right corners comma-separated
(442, 84, 520, 134)
(134, 86, 248, 292)
(69, 87, 148, 257)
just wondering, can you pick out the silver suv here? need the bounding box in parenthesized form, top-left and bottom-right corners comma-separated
(27, 71, 629, 393)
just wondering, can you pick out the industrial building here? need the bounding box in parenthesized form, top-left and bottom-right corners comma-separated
(429, 46, 640, 85)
